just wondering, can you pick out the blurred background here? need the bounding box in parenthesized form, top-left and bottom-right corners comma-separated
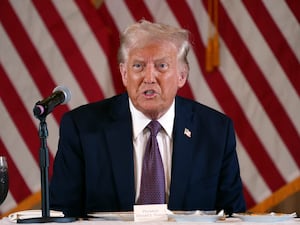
(0, 0, 299, 217)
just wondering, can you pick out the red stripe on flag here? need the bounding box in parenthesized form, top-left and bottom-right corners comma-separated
(218, 2, 300, 168)
(168, 0, 286, 192)
(0, 139, 31, 203)
(0, 1, 68, 124)
(0, 65, 40, 165)
(242, 185, 256, 209)
(125, 0, 153, 21)
(244, 0, 300, 96)
(75, 0, 122, 96)
(206, 71, 286, 191)
(33, 0, 105, 102)
(96, 3, 126, 94)
(286, 0, 300, 23)
(75, 0, 112, 59)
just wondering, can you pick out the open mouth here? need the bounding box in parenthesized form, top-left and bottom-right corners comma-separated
(144, 90, 156, 96)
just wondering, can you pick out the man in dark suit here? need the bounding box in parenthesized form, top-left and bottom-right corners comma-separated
(49, 19, 246, 217)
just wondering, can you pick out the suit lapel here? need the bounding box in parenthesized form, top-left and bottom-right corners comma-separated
(105, 94, 136, 209)
(168, 97, 195, 209)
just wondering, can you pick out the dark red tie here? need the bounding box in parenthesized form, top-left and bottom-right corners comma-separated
(137, 120, 165, 204)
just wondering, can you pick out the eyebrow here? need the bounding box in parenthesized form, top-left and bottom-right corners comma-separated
(131, 56, 172, 62)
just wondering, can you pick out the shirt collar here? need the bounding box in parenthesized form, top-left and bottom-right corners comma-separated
(129, 98, 175, 139)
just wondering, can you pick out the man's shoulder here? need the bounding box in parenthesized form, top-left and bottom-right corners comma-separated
(64, 93, 128, 119)
(176, 96, 230, 120)
(73, 93, 126, 111)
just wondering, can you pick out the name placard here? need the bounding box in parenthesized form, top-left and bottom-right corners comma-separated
(134, 204, 168, 222)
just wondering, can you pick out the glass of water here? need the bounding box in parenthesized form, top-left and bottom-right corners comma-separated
(0, 156, 9, 205)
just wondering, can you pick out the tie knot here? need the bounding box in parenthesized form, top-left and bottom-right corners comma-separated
(147, 120, 161, 137)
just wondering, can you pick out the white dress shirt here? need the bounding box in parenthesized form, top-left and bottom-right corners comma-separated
(129, 99, 174, 203)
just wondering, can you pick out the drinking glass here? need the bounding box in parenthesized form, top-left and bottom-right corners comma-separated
(0, 156, 9, 205)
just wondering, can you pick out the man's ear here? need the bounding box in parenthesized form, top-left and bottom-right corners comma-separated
(119, 63, 127, 87)
(178, 63, 188, 88)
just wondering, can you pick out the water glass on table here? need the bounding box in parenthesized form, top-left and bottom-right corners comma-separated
(0, 156, 9, 205)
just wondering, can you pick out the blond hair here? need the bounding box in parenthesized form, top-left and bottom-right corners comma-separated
(118, 20, 190, 67)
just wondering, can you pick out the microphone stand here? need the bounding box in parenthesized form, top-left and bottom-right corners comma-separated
(17, 114, 76, 223)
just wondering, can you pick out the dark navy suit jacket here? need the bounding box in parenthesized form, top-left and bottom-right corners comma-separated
(49, 93, 246, 217)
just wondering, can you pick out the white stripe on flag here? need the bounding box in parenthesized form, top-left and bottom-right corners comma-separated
(9, 0, 89, 110)
(236, 139, 272, 203)
(0, 21, 59, 157)
(262, 0, 300, 61)
(105, 0, 135, 32)
(222, 0, 300, 132)
(0, 100, 40, 193)
(52, 0, 116, 99)
(219, 37, 299, 182)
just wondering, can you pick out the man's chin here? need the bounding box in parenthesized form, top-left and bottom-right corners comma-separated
(139, 106, 165, 119)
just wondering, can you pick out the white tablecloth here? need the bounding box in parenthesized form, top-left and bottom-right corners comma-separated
(1, 216, 299, 225)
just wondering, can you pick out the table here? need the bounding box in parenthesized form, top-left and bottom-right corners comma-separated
(1, 216, 299, 225)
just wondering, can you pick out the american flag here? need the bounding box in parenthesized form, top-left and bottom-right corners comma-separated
(0, 0, 299, 216)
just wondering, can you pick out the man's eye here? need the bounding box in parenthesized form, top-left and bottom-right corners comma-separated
(157, 63, 169, 71)
(132, 63, 143, 71)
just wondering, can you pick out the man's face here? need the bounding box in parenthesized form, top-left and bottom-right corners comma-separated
(120, 40, 187, 119)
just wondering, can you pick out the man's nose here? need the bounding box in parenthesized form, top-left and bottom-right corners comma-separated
(144, 64, 157, 83)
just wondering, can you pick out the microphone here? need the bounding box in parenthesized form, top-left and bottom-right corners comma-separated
(33, 86, 71, 117)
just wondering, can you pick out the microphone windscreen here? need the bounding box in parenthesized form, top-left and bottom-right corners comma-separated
(53, 86, 71, 105)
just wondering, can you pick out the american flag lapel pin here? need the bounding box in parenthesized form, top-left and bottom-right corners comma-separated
(184, 128, 191, 138)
